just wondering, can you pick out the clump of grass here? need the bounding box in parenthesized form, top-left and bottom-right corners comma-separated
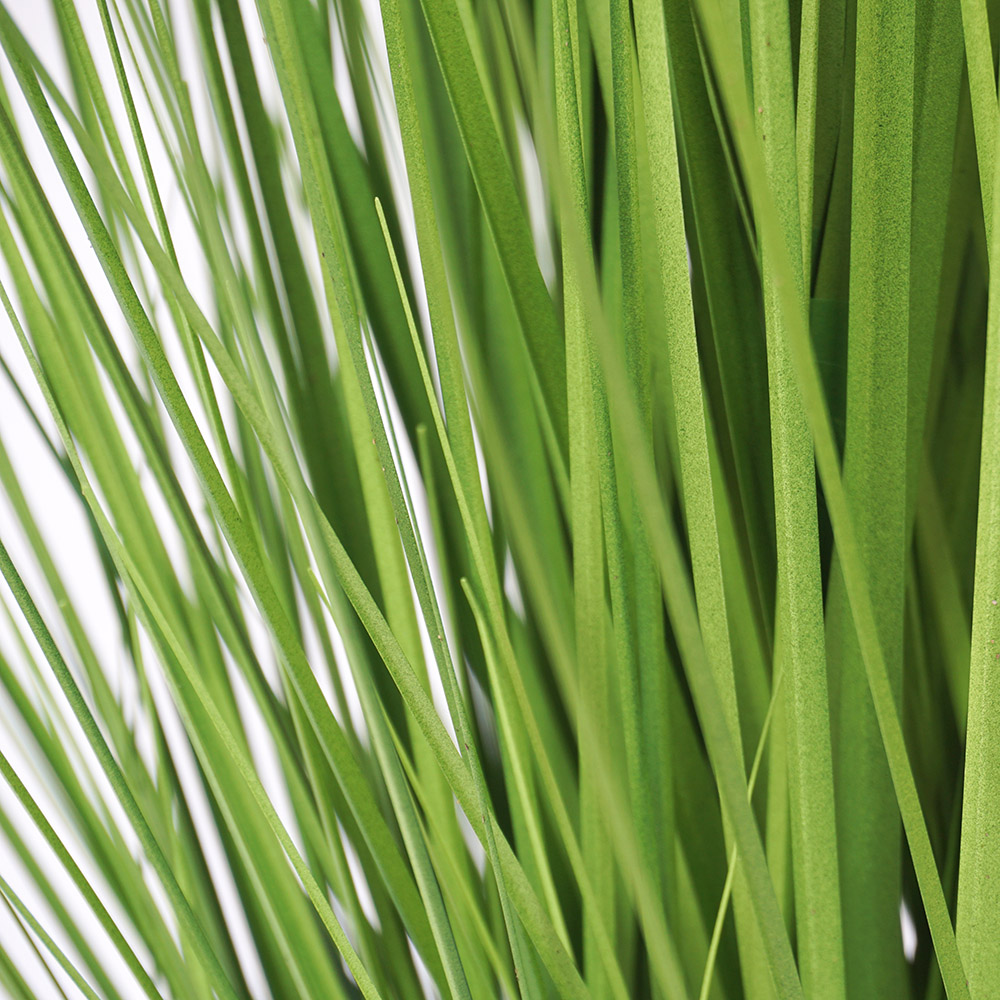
(0, 0, 992, 998)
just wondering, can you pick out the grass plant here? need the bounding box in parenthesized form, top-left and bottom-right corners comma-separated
(0, 0, 993, 998)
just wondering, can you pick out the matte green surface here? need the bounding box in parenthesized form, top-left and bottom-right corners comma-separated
(0, 1, 990, 999)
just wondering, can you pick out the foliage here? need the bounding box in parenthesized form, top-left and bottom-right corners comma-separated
(0, 0, 992, 998)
